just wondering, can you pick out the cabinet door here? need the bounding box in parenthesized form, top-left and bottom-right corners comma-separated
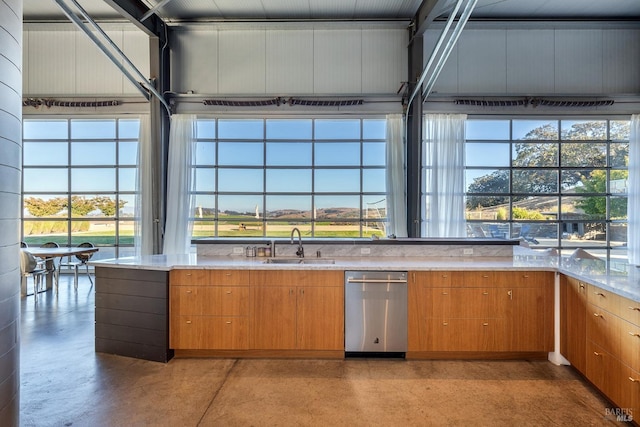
(170, 316, 248, 350)
(586, 343, 623, 408)
(587, 303, 622, 358)
(448, 288, 504, 319)
(251, 286, 297, 350)
(507, 287, 549, 351)
(297, 286, 344, 350)
(621, 321, 640, 372)
(171, 286, 249, 316)
(620, 366, 640, 418)
(427, 319, 506, 351)
(561, 277, 587, 373)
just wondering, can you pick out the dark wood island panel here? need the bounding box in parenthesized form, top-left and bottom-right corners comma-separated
(95, 267, 173, 362)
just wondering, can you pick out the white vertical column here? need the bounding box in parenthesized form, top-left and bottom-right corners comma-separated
(0, 0, 23, 425)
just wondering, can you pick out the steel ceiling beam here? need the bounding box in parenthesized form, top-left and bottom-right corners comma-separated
(407, 0, 477, 107)
(52, 0, 172, 116)
(405, 0, 475, 237)
(103, 0, 168, 42)
(410, 0, 458, 40)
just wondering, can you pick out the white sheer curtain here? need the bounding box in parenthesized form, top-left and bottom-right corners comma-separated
(385, 114, 408, 238)
(163, 114, 197, 255)
(628, 114, 640, 265)
(423, 113, 467, 237)
(134, 115, 154, 257)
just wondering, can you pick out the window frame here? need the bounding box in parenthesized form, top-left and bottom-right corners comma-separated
(21, 117, 140, 261)
(191, 117, 388, 239)
(422, 116, 629, 262)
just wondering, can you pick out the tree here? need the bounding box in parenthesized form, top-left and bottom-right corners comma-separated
(68, 196, 95, 216)
(466, 120, 629, 212)
(24, 197, 65, 217)
(575, 170, 628, 218)
(467, 170, 511, 209)
(93, 196, 127, 216)
(512, 206, 545, 220)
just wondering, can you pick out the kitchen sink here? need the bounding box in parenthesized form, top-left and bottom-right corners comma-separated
(262, 258, 336, 265)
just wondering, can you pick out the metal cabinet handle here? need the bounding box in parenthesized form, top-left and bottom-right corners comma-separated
(522, 274, 529, 278)
(593, 352, 601, 356)
(186, 273, 192, 276)
(441, 292, 449, 295)
(226, 321, 232, 324)
(482, 275, 489, 278)
(482, 291, 489, 295)
(186, 290, 192, 294)
(347, 278, 408, 283)
(226, 291, 232, 294)
(594, 292, 606, 297)
(483, 322, 489, 326)
(186, 320, 192, 324)
(629, 332, 640, 338)
(593, 313, 604, 318)
(630, 306, 640, 312)
(630, 377, 639, 383)
(225, 273, 231, 276)
(442, 322, 448, 326)
(579, 283, 585, 290)
(507, 290, 513, 300)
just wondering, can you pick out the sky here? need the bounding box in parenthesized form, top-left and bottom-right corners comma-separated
(22, 118, 388, 215)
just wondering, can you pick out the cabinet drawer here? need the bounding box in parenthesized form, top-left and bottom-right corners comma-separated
(171, 269, 249, 286)
(171, 286, 249, 316)
(424, 318, 507, 352)
(619, 296, 640, 326)
(251, 270, 342, 286)
(411, 271, 454, 287)
(587, 284, 621, 313)
(586, 343, 623, 407)
(621, 320, 640, 372)
(170, 316, 248, 350)
(494, 271, 551, 288)
(430, 288, 506, 319)
(621, 366, 640, 416)
(456, 271, 551, 288)
(459, 271, 495, 287)
(586, 303, 621, 358)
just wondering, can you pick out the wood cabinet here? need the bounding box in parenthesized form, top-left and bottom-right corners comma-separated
(560, 276, 587, 374)
(250, 270, 344, 352)
(170, 269, 250, 350)
(408, 270, 553, 356)
(561, 277, 640, 418)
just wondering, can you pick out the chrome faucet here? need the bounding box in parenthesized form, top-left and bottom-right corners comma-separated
(290, 227, 304, 258)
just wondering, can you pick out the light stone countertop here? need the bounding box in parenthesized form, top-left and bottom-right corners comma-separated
(91, 249, 640, 303)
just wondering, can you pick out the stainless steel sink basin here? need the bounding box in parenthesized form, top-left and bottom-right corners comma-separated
(262, 258, 335, 265)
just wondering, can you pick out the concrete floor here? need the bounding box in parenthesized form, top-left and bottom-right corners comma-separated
(20, 275, 623, 426)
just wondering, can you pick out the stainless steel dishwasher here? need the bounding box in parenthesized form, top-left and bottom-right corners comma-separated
(344, 271, 408, 357)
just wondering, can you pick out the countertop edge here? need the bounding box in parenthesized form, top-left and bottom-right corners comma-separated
(91, 255, 640, 303)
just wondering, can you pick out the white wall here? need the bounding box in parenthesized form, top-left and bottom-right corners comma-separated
(0, 0, 22, 424)
(22, 24, 149, 97)
(427, 27, 640, 96)
(170, 27, 408, 96)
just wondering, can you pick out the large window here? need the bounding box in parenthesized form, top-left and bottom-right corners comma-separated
(459, 117, 629, 261)
(22, 118, 140, 260)
(192, 118, 387, 238)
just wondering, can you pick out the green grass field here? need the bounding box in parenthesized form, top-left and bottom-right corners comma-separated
(23, 219, 385, 247)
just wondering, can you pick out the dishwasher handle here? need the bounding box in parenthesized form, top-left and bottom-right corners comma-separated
(346, 278, 408, 284)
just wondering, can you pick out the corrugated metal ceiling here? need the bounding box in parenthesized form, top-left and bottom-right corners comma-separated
(23, 0, 640, 22)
